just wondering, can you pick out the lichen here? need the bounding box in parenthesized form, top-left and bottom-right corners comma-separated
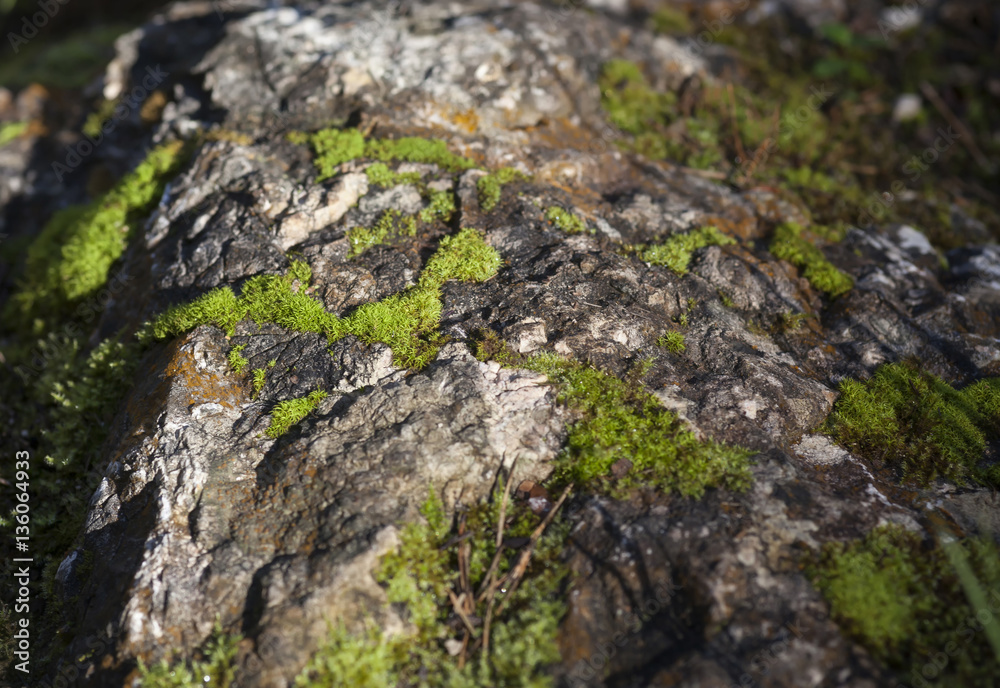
(477, 168, 529, 213)
(657, 331, 686, 354)
(825, 361, 1000, 486)
(807, 525, 1000, 687)
(639, 225, 736, 276)
(769, 222, 853, 297)
(544, 207, 588, 234)
(144, 229, 501, 369)
(5, 140, 188, 334)
(266, 389, 328, 438)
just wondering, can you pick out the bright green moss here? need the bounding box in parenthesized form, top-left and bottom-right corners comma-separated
(136, 620, 241, 687)
(419, 189, 456, 224)
(297, 128, 475, 181)
(639, 225, 736, 275)
(657, 331, 685, 354)
(82, 99, 118, 139)
(252, 368, 267, 398)
(826, 361, 1000, 486)
(6, 141, 188, 333)
(477, 168, 529, 212)
(598, 59, 676, 136)
(144, 230, 501, 369)
(298, 490, 566, 687)
(807, 525, 1000, 686)
(365, 162, 422, 188)
(0, 121, 27, 146)
(471, 334, 753, 497)
(544, 207, 588, 234)
(347, 210, 418, 259)
(769, 222, 853, 297)
(266, 389, 328, 439)
(227, 345, 249, 375)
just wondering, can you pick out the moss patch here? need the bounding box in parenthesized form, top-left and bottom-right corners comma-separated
(347, 210, 418, 259)
(0, 24, 127, 89)
(365, 162, 422, 188)
(266, 389, 328, 438)
(544, 207, 588, 234)
(144, 229, 501, 369)
(477, 168, 529, 213)
(657, 331, 686, 354)
(295, 128, 475, 182)
(472, 333, 753, 497)
(638, 225, 736, 276)
(0, 121, 27, 146)
(825, 361, 1000, 486)
(136, 620, 241, 687)
(807, 525, 1000, 686)
(5, 141, 188, 334)
(227, 345, 249, 375)
(419, 189, 456, 224)
(297, 489, 567, 687)
(769, 222, 853, 297)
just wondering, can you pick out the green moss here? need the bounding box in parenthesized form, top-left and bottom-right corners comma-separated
(657, 331, 686, 354)
(472, 334, 753, 497)
(544, 207, 588, 234)
(298, 489, 566, 687)
(144, 229, 501, 369)
(0, 121, 27, 146)
(477, 168, 529, 213)
(297, 128, 475, 182)
(717, 290, 735, 308)
(0, 24, 127, 89)
(252, 368, 267, 397)
(227, 345, 249, 375)
(82, 99, 119, 139)
(649, 6, 692, 34)
(347, 210, 418, 259)
(639, 226, 736, 275)
(6, 141, 188, 334)
(266, 389, 328, 438)
(807, 525, 1000, 686)
(365, 162, 422, 188)
(598, 59, 676, 136)
(420, 189, 457, 224)
(825, 361, 1000, 486)
(136, 620, 241, 688)
(769, 222, 853, 297)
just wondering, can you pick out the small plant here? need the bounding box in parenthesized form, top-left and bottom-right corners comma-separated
(777, 311, 809, 332)
(717, 290, 735, 308)
(346, 210, 418, 259)
(266, 389, 328, 438)
(252, 368, 267, 397)
(227, 345, 249, 375)
(769, 222, 853, 298)
(477, 168, 529, 212)
(639, 226, 736, 276)
(657, 331, 686, 354)
(544, 206, 588, 234)
(825, 361, 1000, 486)
(0, 121, 27, 146)
(137, 620, 241, 687)
(365, 162, 421, 188)
(419, 189, 456, 223)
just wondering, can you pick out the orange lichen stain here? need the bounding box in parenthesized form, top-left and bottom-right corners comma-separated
(451, 108, 479, 133)
(164, 336, 244, 410)
(703, 213, 762, 242)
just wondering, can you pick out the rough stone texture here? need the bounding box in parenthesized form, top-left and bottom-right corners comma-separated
(2, 1, 998, 687)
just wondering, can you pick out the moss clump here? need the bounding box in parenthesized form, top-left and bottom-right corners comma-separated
(639, 226, 736, 275)
(477, 168, 529, 213)
(347, 210, 418, 259)
(365, 162, 422, 188)
(472, 335, 753, 498)
(266, 389, 328, 439)
(807, 525, 1000, 686)
(544, 207, 588, 234)
(252, 368, 267, 397)
(657, 331, 685, 354)
(6, 141, 188, 334)
(0, 121, 27, 146)
(296, 128, 475, 181)
(598, 59, 676, 137)
(769, 222, 853, 297)
(649, 6, 692, 34)
(419, 189, 456, 224)
(825, 361, 1000, 486)
(145, 229, 501, 369)
(136, 620, 241, 687)
(227, 345, 249, 375)
(297, 489, 567, 688)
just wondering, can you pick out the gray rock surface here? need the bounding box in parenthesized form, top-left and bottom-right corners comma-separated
(1, 1, 998, 687)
